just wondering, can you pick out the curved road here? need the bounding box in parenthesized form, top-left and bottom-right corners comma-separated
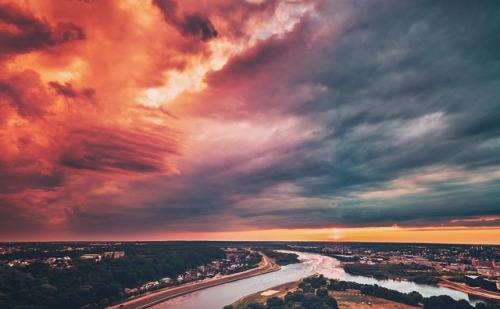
(108, 252, 279, 309)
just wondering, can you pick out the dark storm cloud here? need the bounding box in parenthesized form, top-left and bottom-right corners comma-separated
(0, 198, 45, 239)
(0, 70, 51, 118)
(0, 165, 64, 194)
(255, 2, 500, 182)
(214, 35, 292, 78)
(48, 81, 95, 99)
(66, 177, 233, 234)
(220, 179, 500, 230)
(0, 2, 84, 56)
(153, 0, 217, 41)
(60, 126, 180, 174)
(149, 0, 500, 230)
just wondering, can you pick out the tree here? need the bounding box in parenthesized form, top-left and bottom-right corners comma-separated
(316, 288, 329, 298)
(247, 303, 266, 309)
(285, 291, 305, 303)
(360, 285, 374, 295)
(266, 296, 285, 308)
(422, 295, 456, 309)
(408, 291, 423, 306)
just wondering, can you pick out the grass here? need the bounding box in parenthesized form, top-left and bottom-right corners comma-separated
(330, 290, 417, 309)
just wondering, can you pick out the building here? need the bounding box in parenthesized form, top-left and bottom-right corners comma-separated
(81, 254, 102, 262)
(481, 278, 499, 292)
(472, 259, 494, 268)
(464, 275, 481, 287)
(464, 275, 500, 292)
(102, 251, 125, 259)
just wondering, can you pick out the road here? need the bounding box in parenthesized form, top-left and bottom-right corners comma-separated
(439, 279, 500, 301)
(108, 252, 280, 309)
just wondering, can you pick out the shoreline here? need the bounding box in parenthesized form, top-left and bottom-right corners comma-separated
(231, 276, 417, 309)
(438, 279, 500, 302)
(107, 252, 280, 309)
(231, 279, 301, 309)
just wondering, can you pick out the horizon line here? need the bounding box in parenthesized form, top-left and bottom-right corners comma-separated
(1, 239, 498, 245)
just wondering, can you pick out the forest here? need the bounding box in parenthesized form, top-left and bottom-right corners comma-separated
(0, 242, 226, 308)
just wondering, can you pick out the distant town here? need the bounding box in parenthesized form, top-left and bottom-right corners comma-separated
(0, 242, 261, 300)
(288, 243, 500, 293)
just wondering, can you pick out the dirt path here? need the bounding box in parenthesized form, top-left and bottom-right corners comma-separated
(107, 252, 280, 309)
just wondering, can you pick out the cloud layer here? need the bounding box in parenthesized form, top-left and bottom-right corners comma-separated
(0, 0, 499, 240)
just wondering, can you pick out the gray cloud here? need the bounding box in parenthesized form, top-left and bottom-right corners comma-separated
(141, 0, 500, 231)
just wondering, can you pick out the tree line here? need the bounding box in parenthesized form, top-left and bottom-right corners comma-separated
(259, 250, 299, 266)
(327, 279, 500, 309)
(344, 262, 441, 284)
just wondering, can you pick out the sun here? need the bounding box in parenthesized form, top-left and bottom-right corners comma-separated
(331, 229, 343, 241)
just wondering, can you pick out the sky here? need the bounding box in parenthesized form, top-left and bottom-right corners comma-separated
(0, 0, 499, 243)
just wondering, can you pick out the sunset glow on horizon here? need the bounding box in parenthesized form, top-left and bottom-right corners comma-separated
(1, 0, 499, 243)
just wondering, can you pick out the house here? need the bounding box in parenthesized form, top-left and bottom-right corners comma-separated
(472, 259, 494, 268)
(464, 275, 481, 287)
(102, 251, 125, 259)
(81, 254, 101, 262)
(481, 278, 499, 292)
(464, 275, 500, 292)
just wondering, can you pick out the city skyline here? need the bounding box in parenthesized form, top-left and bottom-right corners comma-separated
(1, 1, 499, 243)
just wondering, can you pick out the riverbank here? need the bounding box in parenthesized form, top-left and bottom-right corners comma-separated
(230, 276, 417, 309)
(231, 280, 301, 308)
(135, 251, 480, 308)
(107, 252, 280, 309)
(439, 279, 500, 302)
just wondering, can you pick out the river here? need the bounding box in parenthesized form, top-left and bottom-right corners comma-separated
(151, 251, 480, 309)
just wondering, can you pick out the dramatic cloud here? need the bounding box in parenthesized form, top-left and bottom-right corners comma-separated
(48, 81, 94, 99)
(0, 0, 499, 242)
(0, 2, 84, 56)
(0, 70, 51, 118)
(153, 0, 218, 41)
(60, 126, 180, 174)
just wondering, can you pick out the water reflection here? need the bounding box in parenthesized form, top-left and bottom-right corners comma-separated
(152, 251, 477, 309)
